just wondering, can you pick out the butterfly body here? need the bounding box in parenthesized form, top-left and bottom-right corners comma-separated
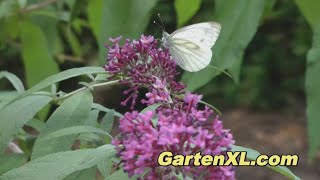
(162, 22, 221, 72)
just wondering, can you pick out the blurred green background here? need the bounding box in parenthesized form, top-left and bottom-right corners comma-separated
(1, 0, 320, 179)
(0, 0, 311, 109)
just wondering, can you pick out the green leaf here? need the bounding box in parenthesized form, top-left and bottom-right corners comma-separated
(97, 158, 112, 178)
(30, 9, 63, 56)
(87, 0, 158, 64)
(25, 118, 46, 132)
(231, 145, 301, 180)
(92, 103, 123, 118)
(182, 0, 267, 91)
(100, 110, 114, 133)
(174, 0, 201, 27)
(294, 0, 320, 29)
(20, 20, 59, 87)
(64, 25, 83, 56)
(0, 154, 26, 175)
(141, 103, 162, 113)
(88, 109, 99, 127)
(0, 0, 19, 19)
(0, 71, 25, 94)
(0, 145, 116, 180)
(305, 25, 320, 160)
(0, 91, 19, 109)
(31, 90, 93, 159)
(64, 167, 97, 180)
(2, 67, 106, 109)
(107, 169, 131, 180)
(41, 125, 112, 141)
(0, 95, 52, 151)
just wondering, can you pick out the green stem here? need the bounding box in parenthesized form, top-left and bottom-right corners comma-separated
(20, 0, 60, 14)
(54, 80, 120, 102)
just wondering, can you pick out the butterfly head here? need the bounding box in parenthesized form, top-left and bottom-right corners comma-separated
(161, 32, 170, 48)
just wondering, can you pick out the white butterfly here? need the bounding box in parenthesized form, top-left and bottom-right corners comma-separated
(162, 22, 221, 72)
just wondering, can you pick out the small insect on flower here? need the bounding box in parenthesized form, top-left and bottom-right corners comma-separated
(161, 21, 221, 72)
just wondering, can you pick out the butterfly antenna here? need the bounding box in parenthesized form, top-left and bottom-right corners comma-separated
(157, 13, 166, 32)
(153, 20, 165, 32)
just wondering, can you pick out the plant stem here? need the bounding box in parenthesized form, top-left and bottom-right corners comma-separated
(20, 0, 60, 14)
(54, 80, 120, 102)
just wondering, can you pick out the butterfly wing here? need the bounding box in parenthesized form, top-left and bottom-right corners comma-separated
(169, 38, 212, 72)
(167, 22, 220, 72)
(170, 22, 221, 48)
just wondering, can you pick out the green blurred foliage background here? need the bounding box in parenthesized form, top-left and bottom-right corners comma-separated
(0, 0, 319, 161)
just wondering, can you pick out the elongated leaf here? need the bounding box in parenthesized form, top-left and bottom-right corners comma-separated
(100, 110, 114, 133)
(87, 0, 158, 64)
(97, 158, 112, 178)
(20, 20, 59, 87)
(26, 67, 105, 96)
(141, 103, 162, 113)
(174, 0, 201, 27)
(30, 8, 63, 56)
(1, 145, 115, 180)
(107, 169, 131, 180)
(0, 95, 52, 151)
(25, 119, 46, 132)
(41, 125, 112, 140)
(92, 103, 123, 118)
(306, 25, 320, 160)
(2, 67, 106, 110)
(0, 91, 18, 109)
(182, 0, 267, 91)
(0, 154, 26, 175)
(32, 90, 93, 159)
(0, 71, 25, 94)
(294, 0, 320, 29)
(231, 145, 301, 180)
(65, 167, 97, 180)
(88, 109, 99, 127)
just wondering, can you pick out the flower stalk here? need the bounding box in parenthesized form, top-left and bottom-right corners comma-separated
(53, 80, 120, 103)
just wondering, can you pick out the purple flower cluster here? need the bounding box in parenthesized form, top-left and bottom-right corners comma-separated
(105, 35, 235, 179)
(113, 94, 235, 179)
(105, 35, 185, 109)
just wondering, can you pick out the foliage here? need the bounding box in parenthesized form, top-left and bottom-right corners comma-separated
(0, 0, 317, 179)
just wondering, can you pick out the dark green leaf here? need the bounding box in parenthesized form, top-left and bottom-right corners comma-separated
(294, 0, 320, 29)
(64, 26, 82, 56)
(20, 20, 59, 87)
(231, 145, 301, 180)
(0, 95, 52, 151)
(1, 145, 116, 180)
(87, 0, 158, 64)
(31, 90, 93, 159)
(174, 0, 201, 27)
(182, 0, 267, 91)
(305, 25, 320, 160)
